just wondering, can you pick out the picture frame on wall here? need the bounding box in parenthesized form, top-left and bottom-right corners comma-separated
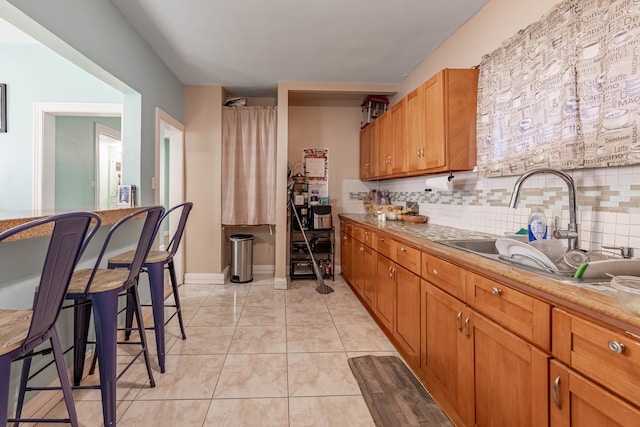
(0, 84, 6, 133)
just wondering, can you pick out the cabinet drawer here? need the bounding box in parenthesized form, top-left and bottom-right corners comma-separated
(393, 241, 421, 275)
(424, 254, 466, 301)
(553, 309, 640, 408)
(341, 220, 353, 237)
(466, 272, 550, 351)
(353, 225, 365, 243)
(376, 233, 393, 259)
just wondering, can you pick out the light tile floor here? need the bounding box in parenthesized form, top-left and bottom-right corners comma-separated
(38, 275, 402, 426)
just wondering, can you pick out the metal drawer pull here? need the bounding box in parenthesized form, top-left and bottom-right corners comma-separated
(456, 311, 462, 331)
(491, 287, 502, 296)
(552, 376, 561, 409)
(464, 317, 470, 337)
(432, 268, 438, 276)
(400, 247, 407, 252)
(608, 340, 625, 354)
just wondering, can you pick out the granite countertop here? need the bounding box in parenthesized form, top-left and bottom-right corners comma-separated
(0, 207, 143, 239)
(339, 213, 640, 336)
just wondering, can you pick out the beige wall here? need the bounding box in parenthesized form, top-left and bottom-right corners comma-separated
(183, 85, 223, 279)
(288, 104, 361, 264)
(396, 0, 559, 100)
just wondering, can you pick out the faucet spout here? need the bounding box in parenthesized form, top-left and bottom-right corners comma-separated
(509, 168, 579, 250)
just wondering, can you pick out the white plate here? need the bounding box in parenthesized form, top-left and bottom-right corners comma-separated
(495, 238, 558, 271)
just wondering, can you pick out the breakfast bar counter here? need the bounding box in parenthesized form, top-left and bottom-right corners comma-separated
(0, 207, 143, 239)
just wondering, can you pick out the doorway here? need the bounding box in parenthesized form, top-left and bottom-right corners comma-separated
(156, 108, 186, 283)
(33, 102, 122, 210)
(95, 123, 122, 210)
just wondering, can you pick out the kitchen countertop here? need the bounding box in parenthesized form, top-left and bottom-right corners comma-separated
(340, 213, 640, 336)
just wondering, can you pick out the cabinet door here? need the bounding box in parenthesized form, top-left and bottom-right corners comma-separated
(352, 241, 364, 294)
(394, 265, 421, 366)
(422, 281, 474, 426)
(377, 111, 392, 176)
(375, 254, 396, 332)
(359, 125, 371, 180)
(369, 121, 379, 178)
(378, 101, 405, 176)
(340, 232, 353, 283)
(473, 311, 549, 427)
(388, 99, 406, 175)
(405, 85, 427, 172)
(362, 243, 376, 307)
(550, 360, 640, 427)
(423, 72, 447, 171)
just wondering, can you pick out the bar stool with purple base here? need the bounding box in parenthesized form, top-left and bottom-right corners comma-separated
(65, 206, 164, 427)
(0, 212, 100, 426)
(108, 202, 193, 373)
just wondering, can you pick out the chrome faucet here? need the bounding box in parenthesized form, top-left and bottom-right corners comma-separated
(509, 168, 579, 250)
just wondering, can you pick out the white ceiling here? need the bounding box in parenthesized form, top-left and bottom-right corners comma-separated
(109, 0, 487, 97)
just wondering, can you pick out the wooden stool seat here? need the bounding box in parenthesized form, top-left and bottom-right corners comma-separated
(67, 269, 130, 294)
(109, 249, 170, 265)
(0, 310, 32, 354)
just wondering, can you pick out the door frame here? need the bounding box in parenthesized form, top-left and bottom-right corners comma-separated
(33, 102, 122, 210)
(155, 107, 186, 282)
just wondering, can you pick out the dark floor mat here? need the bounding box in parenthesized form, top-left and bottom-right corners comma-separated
(348, 355, 453, 427)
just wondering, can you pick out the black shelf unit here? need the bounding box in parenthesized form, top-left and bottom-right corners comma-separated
(289, 205, 335, 281)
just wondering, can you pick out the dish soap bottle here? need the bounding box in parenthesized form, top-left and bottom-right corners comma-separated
(528, 207, 548, 241)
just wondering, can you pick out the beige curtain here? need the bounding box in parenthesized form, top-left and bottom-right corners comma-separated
(221, 106, 277, 225)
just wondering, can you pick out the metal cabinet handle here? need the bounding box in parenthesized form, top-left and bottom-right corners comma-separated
(359, 246, 364, 252)
(491, 287, 502, 296)
(380, 237, 385, 242)
(608, 340, 625, 354)
(456, 311, 462, 331)
(464, 317, 470, 337)
(432, 268, 438, 276)
(389, 266, 393, 278)
(552, 376, 561, 409)
(400, 247, 407, 252)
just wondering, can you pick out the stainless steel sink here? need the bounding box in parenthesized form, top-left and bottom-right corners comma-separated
(436, 238, 499, 255)
(435, 238, 614, 291)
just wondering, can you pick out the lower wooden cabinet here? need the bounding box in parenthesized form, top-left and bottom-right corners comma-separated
(472, 311, 549, 427)
(375, 253, 396, 332)
(394, 264, 421, 366)
(353, 240, 375, 307)
(340, 231, 353, 285)
(421, 281, 474, 426)
(549, 360, 640, 426)
(339, 218, 640, 426)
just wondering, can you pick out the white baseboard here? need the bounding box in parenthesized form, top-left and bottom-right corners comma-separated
(183, 272, 226, 285)
(274, 277, 288, 289)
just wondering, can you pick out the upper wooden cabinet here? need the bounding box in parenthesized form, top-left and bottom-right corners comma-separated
(359, 121, 378, 180)
(378, 99, 406, 177)
(362, 68, 479, 180)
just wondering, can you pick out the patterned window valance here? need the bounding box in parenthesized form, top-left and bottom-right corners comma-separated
(477, 0, 640, 177)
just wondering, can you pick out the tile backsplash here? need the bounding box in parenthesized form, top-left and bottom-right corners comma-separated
(342, 164, 640, 255)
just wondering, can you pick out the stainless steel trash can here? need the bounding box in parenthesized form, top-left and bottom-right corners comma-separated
(230, 234, 254, 283)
